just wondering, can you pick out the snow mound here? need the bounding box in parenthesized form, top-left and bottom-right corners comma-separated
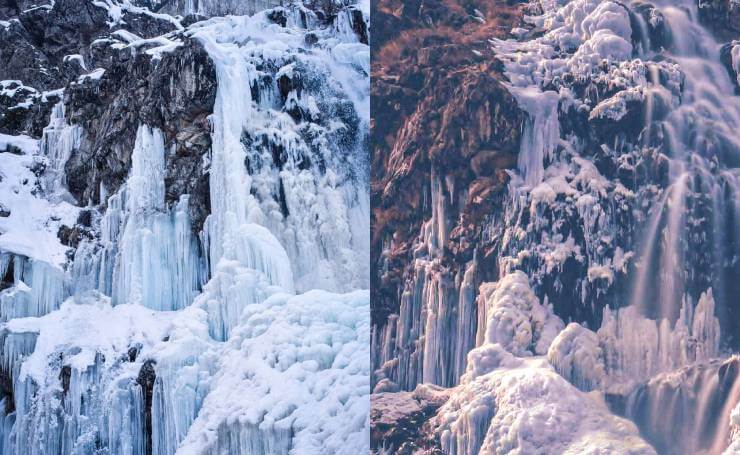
(548, 322, 605, 391)
(5, 292, 173, 384)
(178, 290, 370, 455)
(477, 271, 563, 356)
(434, 358, 655, 455)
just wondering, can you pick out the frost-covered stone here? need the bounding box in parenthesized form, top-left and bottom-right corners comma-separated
(434, 359, 655, 455)
(477, 271, 564, 357)
(547, 322, 605, 391)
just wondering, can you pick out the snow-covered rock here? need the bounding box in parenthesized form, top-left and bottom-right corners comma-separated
(547, 322, 605, 391)
(477, 271, 563, 357)
(434, 358, 655, 455)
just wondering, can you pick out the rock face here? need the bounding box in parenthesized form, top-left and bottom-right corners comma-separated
(370, 384, 449, 454)
(64, 36, 216, 230)
(0, 0, 215, 230)
(371, 0, 527, 325)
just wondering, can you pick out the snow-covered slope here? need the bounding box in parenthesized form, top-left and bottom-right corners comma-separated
(0, 0, 369, 453)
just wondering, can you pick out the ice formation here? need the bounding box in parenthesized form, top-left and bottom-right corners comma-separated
(433, 286, 654, 455)
(110, 124, 206, 312)
(547, 322, 604, 392)
(435, 359, 655, 455)
(476, 271, 563, 357)
(0, 0, 369, 453)
(372, 0, 739, 452)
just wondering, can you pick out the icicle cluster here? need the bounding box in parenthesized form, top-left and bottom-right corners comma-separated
(372, 0, 738, 452)
(0, 1, 370, 453)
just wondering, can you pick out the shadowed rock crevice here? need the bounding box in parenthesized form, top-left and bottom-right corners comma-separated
(137, 360, 156, 455)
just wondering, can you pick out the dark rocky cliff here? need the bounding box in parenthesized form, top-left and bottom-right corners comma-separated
(371, 0, 528, 325)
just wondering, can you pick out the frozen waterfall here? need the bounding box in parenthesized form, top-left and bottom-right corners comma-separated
(0, 1, 369, 454)
(371, 0, 739, 452)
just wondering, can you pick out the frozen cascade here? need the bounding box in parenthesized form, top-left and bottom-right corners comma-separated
(489, 0, 739, 330)
(373, 173, 481, 390)
(512, 88, 561, 188)
(371, 0, 739, 452)
(0, 292, 177, 455)
(168, 11, 370, 453)
(0, 2, 369, 454)
(67, 123, 207, 312)
(191, 12, 369, 297)
(623, 1, 740, 325)
(148, 0, 284, 17)
(374, 0, 738, 386)
(497, 1, 737, 450)
(0, 254, 68, 322)
(39, 101, 82, 203)
(110, 124, 206, 312)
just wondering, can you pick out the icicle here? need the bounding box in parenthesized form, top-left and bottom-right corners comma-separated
(39, 101, 82, 202)
(111, 125, 206, 311)
(512, 88, 560, 187)
(596, 291, 720, 389)
(0, 254, 67, 321)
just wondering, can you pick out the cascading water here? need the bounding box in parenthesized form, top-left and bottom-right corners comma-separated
(371, 0, 738, 452)
(621, 357, 740, 455)
(626, 1, 740, 326)
(609, 4, 740, 449)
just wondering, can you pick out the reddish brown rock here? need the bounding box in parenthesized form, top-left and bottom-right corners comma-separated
(371, 0, 528, 322)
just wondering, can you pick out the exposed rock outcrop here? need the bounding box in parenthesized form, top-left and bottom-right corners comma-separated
(64, 36, 216, 230)
(370, 384, 449, 454)
(371, 0, 528, 324)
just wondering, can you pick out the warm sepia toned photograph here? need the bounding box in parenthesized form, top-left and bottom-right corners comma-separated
(1, 0, 740, 452)
(370, 0, 740, 453)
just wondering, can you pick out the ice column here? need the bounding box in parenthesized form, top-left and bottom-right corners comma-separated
(40, 102, 82, 201)
(112, 125, 206, 310)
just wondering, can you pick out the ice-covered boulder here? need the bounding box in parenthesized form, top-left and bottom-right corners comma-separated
(477, 271, 564, 356)
(434, 359, 656, 455)
(547, 322, 605, 391)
